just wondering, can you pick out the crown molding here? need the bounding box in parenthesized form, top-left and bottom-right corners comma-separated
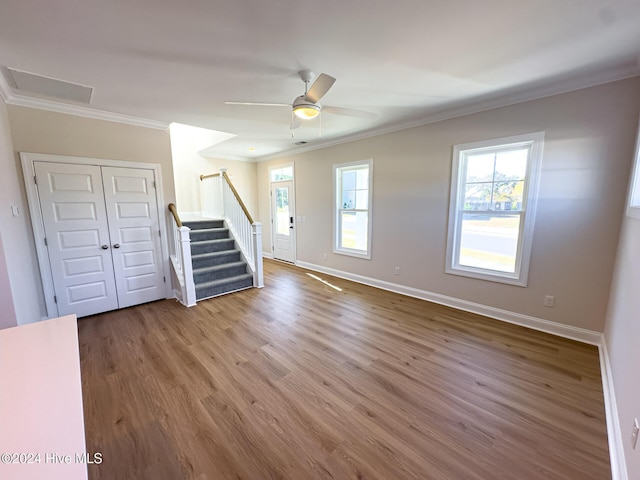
(199, 152, 256, 163)
(0, 72, 168, 130)
(0, 71, 12, 103)
(257, 65, 640, 162)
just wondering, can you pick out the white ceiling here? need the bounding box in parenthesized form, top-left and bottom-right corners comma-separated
(1, 0, 639, 161)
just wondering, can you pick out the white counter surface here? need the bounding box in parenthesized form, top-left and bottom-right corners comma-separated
(0, 315, 88, 480)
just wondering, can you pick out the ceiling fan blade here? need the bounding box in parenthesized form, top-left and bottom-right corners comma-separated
(224, 101, 290, 107)
(322, 106, 377, 119)
(305, 73, 336, 103)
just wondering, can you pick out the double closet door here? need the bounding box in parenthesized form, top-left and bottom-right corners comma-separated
(35, 161, 165, 318)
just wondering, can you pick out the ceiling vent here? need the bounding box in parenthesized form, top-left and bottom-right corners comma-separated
(2, 67, 93, 104)
(294, 141, 308, 145)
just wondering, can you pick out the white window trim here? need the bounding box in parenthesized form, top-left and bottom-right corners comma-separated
(445, 132, 544, 286)
(333, 159, 373, 259)
(268, 162, 295, 183)
(626, 118, 640, 220)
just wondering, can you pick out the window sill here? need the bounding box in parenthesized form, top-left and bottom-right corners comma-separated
(333, 248, 371, 260)
(627, 206, 640, 220)
(445, 266, 528, 287)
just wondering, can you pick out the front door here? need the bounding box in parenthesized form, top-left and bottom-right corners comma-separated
(271, 181, 295, 263)
(35, 162, 165, 317)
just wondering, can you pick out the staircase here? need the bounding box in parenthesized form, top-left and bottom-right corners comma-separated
(183, 220, 253, 300)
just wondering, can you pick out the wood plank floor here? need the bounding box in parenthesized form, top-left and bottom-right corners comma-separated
(79, 259, 610, 480)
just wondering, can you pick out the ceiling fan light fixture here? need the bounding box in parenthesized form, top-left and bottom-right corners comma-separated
(292, 95, 320, 120)
(293, 103, 320, 119)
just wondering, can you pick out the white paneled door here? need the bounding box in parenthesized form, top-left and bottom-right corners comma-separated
(34, 162, 165, 317)
(102, 167, 165, 308)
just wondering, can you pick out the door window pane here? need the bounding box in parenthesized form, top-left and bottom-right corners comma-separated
(275, 187, 290, 236)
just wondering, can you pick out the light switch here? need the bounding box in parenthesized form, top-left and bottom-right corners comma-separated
(10, 204, 20, 217)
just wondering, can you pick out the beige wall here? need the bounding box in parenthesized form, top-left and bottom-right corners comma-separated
(604, 163, 640, 476)
(174, 153, 258, 219)
(169, 123, 257, 218)
(258, 77, 640, 332)
(0, 99, 19, 328)
(5, 105, 175, 322)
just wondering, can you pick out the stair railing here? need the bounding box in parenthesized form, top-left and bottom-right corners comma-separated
(200, 169, 264, 288)
(168, 203, 197, 306)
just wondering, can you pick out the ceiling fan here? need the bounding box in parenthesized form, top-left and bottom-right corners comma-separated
(225, 70, 376, 129)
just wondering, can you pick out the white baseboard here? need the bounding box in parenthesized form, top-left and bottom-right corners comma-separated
(262, 251, 273, 259)
(295, 260, 602, 346)
(599, 338, 628, 480)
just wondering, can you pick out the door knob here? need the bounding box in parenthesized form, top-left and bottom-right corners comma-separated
(113, 244, 120, 249)
(101, 245, 109, 250)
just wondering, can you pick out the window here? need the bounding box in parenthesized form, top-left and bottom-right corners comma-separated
(627, 120, 640, 220)
(334, 160, 373, 258)
(446, 132, 544, 286)
(269, 165, 294, 182)
(274, 187, 290, 236)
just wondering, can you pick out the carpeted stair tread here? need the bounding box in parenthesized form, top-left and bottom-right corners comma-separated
(196, 280, 253, 300)
(193, 261, 246, 275)
(190, 238, 235, 255)
(189, 227, 230, 241)
(191, 238, 234, 246)
(191, 249, 240, 260)
(183, 220, 224, 230)
(190, 227, 228, 234)
(190, 227, 229, 234)
(196, 273, 252, 288)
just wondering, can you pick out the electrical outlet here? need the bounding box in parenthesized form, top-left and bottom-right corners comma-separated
(323, 253, 328, 260)
(632, 418, 639, 449)
(394, 266, 400, 275)
(543, 295, 555, 307)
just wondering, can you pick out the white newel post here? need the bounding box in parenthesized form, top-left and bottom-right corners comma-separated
(179, 226, 197, 306)
(252, 222, 264, 288)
